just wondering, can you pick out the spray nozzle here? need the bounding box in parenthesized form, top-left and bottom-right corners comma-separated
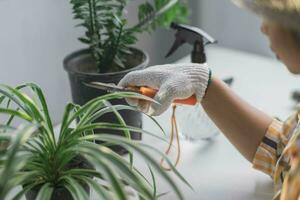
(166, 22, 217, 63)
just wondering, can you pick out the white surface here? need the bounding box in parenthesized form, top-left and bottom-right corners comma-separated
(130, 46, 300, 200)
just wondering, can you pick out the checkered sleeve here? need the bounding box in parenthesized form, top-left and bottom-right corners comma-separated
(252, 113, 299, 179)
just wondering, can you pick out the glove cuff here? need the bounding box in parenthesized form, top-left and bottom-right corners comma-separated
(183, 63, 211, 102)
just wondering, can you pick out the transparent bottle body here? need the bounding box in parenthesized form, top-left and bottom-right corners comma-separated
(176, 104, 219, 141)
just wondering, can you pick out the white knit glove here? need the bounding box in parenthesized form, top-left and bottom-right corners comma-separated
(118, 63, 211, 116)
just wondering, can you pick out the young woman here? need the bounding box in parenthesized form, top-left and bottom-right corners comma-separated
(119, 0, 300, 199)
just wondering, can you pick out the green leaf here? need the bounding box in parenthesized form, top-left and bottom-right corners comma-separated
(63, 176, 89, 200)
(65, 92, 157, 129)
(157, 191, 170, 199)
(36, 183, 54, 200)
(0, 84, 56, 152)
(102, 100, 134, 168)
(25, 83, 54, 134)
(0, 85, 42, 121)
(78, 37, 91, 44)
(63, 168, 102, 178)
(82, 152, 128, 200)
(0, 108, 33, 122)
(59, 103, 80, 143)
(0, 125, 37, 199)
(75, 176, 112, 200)
(76, 122, 169, 145)
(148, 166, 157, 199)
(141, 143, 193, 191)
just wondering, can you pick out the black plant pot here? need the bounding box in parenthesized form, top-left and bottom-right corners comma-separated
(25, 186, 89, 200)
(25, 156, 91, 200)
(64, 48, 149, 155)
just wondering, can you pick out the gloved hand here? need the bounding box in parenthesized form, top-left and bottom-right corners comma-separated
(118, 63, 211, 116)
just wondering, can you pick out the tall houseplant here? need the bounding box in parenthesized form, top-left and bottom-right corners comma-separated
(0, 83, 191, 200)
(64, 0, 189, 154)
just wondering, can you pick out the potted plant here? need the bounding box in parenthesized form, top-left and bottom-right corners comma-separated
(0, 83, 191, 199)
(64, 0, 189, 154)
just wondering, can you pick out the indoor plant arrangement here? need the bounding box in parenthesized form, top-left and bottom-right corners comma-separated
(64, 0, 189, 152)
(0, 83, 190, 200)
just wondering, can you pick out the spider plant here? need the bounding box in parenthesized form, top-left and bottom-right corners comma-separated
(0, 83, 191, 200)
(70, 0, 189, 73)
(0, 125, 37, 199)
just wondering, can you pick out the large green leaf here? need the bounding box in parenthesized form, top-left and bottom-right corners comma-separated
(0, 108, 33, 122)
(25, 83, 54, 135)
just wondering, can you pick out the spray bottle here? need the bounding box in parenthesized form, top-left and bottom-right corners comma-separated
(165, 23, 233, 141)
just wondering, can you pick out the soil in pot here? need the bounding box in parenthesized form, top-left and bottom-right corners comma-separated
(64, 48, 149, 155)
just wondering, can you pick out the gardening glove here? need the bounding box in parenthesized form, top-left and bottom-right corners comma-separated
(118, 63, 211, 116)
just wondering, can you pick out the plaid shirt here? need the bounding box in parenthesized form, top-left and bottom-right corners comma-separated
(253, 107, 300, 199)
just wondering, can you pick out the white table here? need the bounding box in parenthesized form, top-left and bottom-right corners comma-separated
(129, 46, 300, 200)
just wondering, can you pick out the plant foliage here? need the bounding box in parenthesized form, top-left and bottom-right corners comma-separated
(0, 83, 191, 200)
(70, 0, 189, 73)
(0, 125, 37, 199)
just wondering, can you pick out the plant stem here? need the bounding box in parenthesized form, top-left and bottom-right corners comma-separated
(91, 0, 100, 42)
(88, 0, 95, 35)
(110, 24, 124, 70)
(88, 0, 101, 69)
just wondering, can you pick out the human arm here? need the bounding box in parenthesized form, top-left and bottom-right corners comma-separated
(201, 76, 273, 162)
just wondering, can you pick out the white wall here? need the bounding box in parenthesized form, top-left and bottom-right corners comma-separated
(0, 0, 84, 123)
(145, 0, 275, 65)
(196, 0, 274, 58)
